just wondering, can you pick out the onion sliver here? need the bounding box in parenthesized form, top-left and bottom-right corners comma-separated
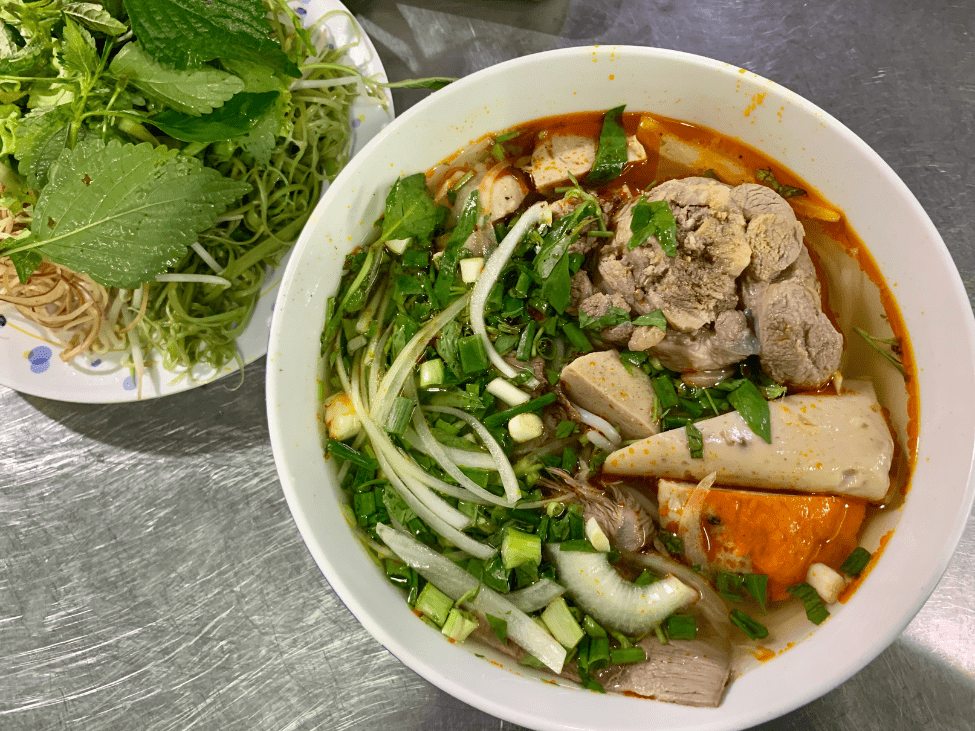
(586, 428, 615, 452)
(621, 551, 732, 639)
(545, 544, 698, 635)
(574, 405, 622, 447)
(402, 429, 498, 471)
(469, 202, 550, 387)
(507, 579, 566, 613)
(372, 291, 472, 423)
(677, 472, 716, 571)
(406, 381, 513, 506)
(425, 405, 521, 504)
(376, 452, 495, 560)
(377, 524, 566, 673)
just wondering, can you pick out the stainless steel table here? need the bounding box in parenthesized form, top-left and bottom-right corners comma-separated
(3, 1, 974, 729)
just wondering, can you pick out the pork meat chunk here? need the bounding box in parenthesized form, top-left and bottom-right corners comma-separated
(731, 183, 805, 281)
(578, 292, 633, 346)
(651, 309, 760, 373)
(743, 247, 843, 388)
(598, 177, 751, 332)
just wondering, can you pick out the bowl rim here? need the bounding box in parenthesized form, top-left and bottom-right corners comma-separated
(267, 44, 975, 731)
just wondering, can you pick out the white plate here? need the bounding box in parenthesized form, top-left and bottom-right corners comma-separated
(0, 0, 392, 403)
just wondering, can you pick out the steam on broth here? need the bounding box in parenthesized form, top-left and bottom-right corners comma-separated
(319, 107, 917, 706)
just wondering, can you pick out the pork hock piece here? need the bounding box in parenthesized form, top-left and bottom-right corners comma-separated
(603, 381, 894, 502)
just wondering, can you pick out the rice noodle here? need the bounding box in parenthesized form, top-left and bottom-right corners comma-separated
(586, 428, 615, 452)
(0, 257, 112, 361)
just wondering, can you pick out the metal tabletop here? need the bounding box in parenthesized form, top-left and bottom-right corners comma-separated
(2, 1, 974, 729)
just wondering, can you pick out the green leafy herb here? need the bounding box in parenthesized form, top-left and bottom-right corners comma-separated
(148, 91, 280, 143)
(2, 138, 249, 287)
(685, 422, 704, 459)
(122, 0, 300, 76)
(486, 614, 508, 643)
(433, 190, 477, 301)
(743, 573, 769, 613)
(326, 439, 378, 470)
(632, 308, 667, 330)
(755, 168, 806, 198)
(109, 42, 246, 115)
(627, 197, 678, 255)
(840, 547, 871, 576)
(729, 609, 769, 640)
(586, 105, 627, 186)
(578, 305, 630, 331)
(727, 379, 772, 444)
(63, 2, 128, 35)
(787, 582, 830, 625)
(659, 530, 683, 556)
(555, 420, 577, 439)
(855, 327, 906, 376)
(540, 246, 572, 314)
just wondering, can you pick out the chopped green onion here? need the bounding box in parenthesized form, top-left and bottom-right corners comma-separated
(561, 321, 593, 353)
(416, 582, 454, 627)
(419, 359, 445, 387)
(501, 527, 542, 570)
(729, 609, 769, 640)
(516, 320, 537, 362)
(610, 647, 647, 664)
(326, 439, 378, 470)
(510, 271, 533, 299)
(652, 375, 680, 410)
(483, 392, 557, 428)
(716, 571, 746, 602)
(787, 582, 830, 625)
(385, 397, 415, 438)
(442, 607, 479, 642)
(541, 597, 585, 649)
(663, 614, 697, 641)
(556, 539, 598, 553)
(458, 334, 490, 374)
(840, 547, 872, 577)
(582, 615, 607, 638)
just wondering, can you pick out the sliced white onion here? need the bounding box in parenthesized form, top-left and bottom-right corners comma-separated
(377, 524, 566, 673)
(154, 273, 230, 286)
(621, 551, 732, 639)
(405, 381, 514, 506)
(469, 202, 550, 387)
(191, 241, 225, 274)
(372, 291, 472, 423)
(677, 472, 716, 571)
(426, 405, 521, 505)
(585, 428, 615, 452)
(486, 377, 531, 406)
(402, 429, 499, 471)
(575, 405, 622, 447)
(507, 579, 566, 613)
(545, 544, 698, 635)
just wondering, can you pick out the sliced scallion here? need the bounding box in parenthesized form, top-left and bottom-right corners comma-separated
(541, 597, 585, 649)
(840, 546, 871, 577)
(385, 397, 415, 438)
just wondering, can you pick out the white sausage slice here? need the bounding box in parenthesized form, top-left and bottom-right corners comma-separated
(603, 381, 894, 502)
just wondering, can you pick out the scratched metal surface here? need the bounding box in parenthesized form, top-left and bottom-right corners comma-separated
(2, 1, 974, 730)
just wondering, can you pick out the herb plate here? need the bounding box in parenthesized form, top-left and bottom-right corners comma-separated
(0, 0, 392, 403)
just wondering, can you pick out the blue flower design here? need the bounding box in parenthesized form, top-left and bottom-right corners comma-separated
(27, 346, 52, 374)
(0, 314, 7, 327)
(122, 376, 137, 391)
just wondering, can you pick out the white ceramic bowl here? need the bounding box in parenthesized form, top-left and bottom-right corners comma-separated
(267, 46, 975, 731)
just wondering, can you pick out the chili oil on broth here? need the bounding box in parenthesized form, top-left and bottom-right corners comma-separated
(422, 110, 917, 679)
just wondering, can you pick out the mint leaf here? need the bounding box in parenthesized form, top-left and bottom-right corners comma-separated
(21, 138, 249, 287)
(123, 0, 300, 77)
(586, 105, 628, 186)
(8, 248, 41, 283)
(0, 39, 46, 77)
(381, 173, 445, 244)
(61, 18, 99, 78)
(238, 107, 278, 166)
(109, 43, 245, 115)
(147, 91, 279, 143)
(220, 58, 282, 94)
(63, 2, 127, 35)
(13, 106, 74, 189)
(632, 308, 667, 330)
(579, 305, 630, 331)
(628, 197, 678, 255)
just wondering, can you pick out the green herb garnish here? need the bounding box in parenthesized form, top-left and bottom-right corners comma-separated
(586, 105, 628, 186)
(755, 168, 806, 198)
